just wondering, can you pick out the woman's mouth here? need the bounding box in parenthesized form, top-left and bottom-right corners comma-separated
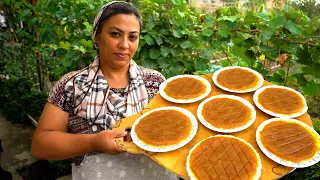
(115, 53, 128, 58)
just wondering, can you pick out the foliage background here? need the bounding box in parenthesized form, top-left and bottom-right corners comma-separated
(0, 0, 319, 178)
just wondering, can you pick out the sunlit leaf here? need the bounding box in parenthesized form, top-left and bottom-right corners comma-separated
(59, 41, 71, 50)
(171, 0, 184, 5)
(173, 30, 183, 38)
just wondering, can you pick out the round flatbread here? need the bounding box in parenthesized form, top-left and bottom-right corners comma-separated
(253, 85, 308, 118)
(197, 95, 256, 133)
(187, 135, 262, 180)
(131, 106, 198, 152)
(256, 118, 320, 168)
(212, 66, 264, 93)
(160, 75, 211, 103)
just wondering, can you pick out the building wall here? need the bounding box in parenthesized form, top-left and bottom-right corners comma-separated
(190, 0, 274, 12)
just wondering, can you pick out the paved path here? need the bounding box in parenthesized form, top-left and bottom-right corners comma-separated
(0, 114, 36, 180)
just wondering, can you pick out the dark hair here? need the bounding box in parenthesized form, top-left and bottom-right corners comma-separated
(96, 2, 143, 37)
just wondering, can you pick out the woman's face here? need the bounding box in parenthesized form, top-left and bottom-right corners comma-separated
(95, 14, 140, 70)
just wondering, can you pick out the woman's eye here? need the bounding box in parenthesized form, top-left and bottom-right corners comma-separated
(111, 32, 120, 37)
(129, 35, 138, 41)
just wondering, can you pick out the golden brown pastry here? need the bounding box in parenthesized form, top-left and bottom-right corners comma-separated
(259, 120, 317, 163)
(187, 135, 261, 180)
(135, 109, 192, 147)
(164, 77, 206, 99)
(197, 95, 256, 133)
(258, 87, 304, 115)
(160, 75, 211, 103)
(213, 67, 263, 92)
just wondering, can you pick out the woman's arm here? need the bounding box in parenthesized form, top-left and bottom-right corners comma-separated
(32, 103, 127, 160)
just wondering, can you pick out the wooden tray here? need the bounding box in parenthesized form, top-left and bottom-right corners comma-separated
(114, 74, 312, 180)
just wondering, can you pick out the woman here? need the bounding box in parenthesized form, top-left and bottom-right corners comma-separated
(32, 2, 179, 180)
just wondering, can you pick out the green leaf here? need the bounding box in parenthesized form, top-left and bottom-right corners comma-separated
(157, 57, 171, 69)
(218, 15, 239, 22)
(296, 44, 312, 65)
(269, 16, 286, 29)
(244, 11, 258, 25)
(21, 9, 32, 17)
(310, 46, 320, 64)
(49, 44, 58, 50)
(267, 73, 285, 84)
(153, 35, 163, 45)
(180, 41, 193, 49)
(202, 29, 213, 37)
(149, 49, 161, 59)
(294, 73, 308, 87)
(143, 35, 155, 45)
(302, 66, 320, 75)
(181, 60, 193, 70)
(261, 28, 273, 43)
(204, 48, 215, 59)
(14, 2, 23, 8)
(232, 46, 246, 57)
(171, 48, 182, 56)
(83, 22, 93, 33)
(194, 58, 209, 71)
(74, 45, 86, 54)
(285, 20, 301, 35)
(257, 12, 269, 21)
(303, 81, 320, 96)
(177, 10, 185, 18)
(171, 0, 184, 5)
(173, 30, 183, 38)
(59, 41, 71, 50)
(242, 33, 251, 39)
(278, 69, 285, 77)
(80, 39, 88, 47)
(146, 20, 156, 30)
(153, 0, 166, 3)
(218, 26, 230, 38)
(204, 16, 214, 26)
(31, 17, 38, 25)
(160, 46, 171, 57)
(221, 59, 231, 67)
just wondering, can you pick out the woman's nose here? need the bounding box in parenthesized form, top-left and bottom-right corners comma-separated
(119, 37, 129, 49)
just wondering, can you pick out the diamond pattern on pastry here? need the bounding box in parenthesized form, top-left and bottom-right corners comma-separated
(187, 135, 261, 180)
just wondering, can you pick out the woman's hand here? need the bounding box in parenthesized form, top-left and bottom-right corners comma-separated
(93, 130, 127, 155)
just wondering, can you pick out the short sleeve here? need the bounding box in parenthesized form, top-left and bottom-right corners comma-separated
(47, 71, 79, 112)
(140, 67, 166, 102)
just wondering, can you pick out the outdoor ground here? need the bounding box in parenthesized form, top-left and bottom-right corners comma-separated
(0, 114, 35, 180)
(0, 114, 71, 180)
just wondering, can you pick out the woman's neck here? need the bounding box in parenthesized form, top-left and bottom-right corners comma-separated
(100, 65, 129, 88)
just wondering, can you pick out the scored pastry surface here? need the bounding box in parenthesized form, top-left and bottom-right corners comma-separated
(256, 118, 320, 167)
(160, 75, 211, 103)
(197, 95, 256, 133)
(213, 66, 264, 93)
(253, 85, 308, 118)
(131, 106, 198, 152)
(187, 135, 262, 180)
